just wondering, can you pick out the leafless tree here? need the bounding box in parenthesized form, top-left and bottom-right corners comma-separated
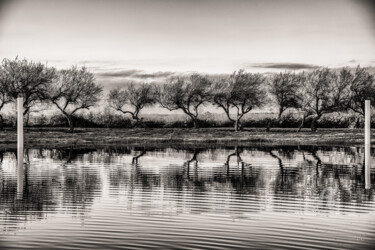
(267, 72, 301, 131)
(211, 70, 267, 131)
(108, 83, 156, 127)
(48, 66, 102, 133)
(297, 68, 350, 132)
(157, 74, 211, 128)
(346, 66, 375, 123)
(1, 58, 56, 122)
(0, 70, 12, 130)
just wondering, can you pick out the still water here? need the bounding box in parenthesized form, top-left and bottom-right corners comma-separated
(1, 146, 374, 249)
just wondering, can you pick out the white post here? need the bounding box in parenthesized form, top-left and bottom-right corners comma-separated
(365, 100, 371, 189)
(17, 97, 24, 197)
(17, 97, 23, 154)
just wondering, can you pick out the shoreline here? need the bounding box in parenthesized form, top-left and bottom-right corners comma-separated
(0, 127, 370, 149)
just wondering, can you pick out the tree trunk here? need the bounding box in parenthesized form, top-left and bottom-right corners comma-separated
(349, 115, 360, 129)
(131, 116, 141, 128)
(234, 118, 240, 132)
(298, 115, 305, 132)
(184, 111, 199, 129)
(268, 110, 282, 132)
(25, 112, 30, 127)
(266, 119, 273, 132)
(69, 120, 74, 133)
(23, 106, 29, 116)
(133, 118, 147, 128)
(0, 114, 3, 131)
(310, 115, 321, 132)
(193, 118, 199, 129)
(0, 151, 4, 164)
(66, 115, 74, 133)
(355, 116, 361, 128)
(269, 108, 283, 132)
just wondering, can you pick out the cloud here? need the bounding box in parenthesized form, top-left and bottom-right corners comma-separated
(251, 62, 320, 70)
(96, 69, 176, 79)
(134, 71, 175, 79)
(94, 69, 180, 90)
(96, 69, 141, 78)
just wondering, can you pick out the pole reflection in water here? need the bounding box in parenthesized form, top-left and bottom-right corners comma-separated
(17, 154, 24, 199)
(365, 155, 371, 189)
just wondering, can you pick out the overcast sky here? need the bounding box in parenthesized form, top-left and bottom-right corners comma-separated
(1, 0, 375, 79)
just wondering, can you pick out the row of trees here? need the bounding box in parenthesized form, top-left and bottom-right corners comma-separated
(109, 67, 374, 132)
(108, 70, 268, 131)
(1, 58, 374, 132)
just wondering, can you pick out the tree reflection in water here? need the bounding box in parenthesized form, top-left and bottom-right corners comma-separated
(0, 145, 374, 233)
(0, 148, 100, 232)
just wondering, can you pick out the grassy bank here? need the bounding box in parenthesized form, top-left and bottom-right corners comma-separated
(0, 110, 362, 129)
(0, 127, 370, 149)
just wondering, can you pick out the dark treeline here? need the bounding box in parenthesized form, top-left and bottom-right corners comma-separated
(0, 57, 374, 132)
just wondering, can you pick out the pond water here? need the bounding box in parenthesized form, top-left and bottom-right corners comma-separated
(1, 145, 374, 249)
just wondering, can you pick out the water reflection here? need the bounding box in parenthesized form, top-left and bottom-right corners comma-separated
(366, 149, 371, 189)
(16, 159, 23, 200)
(1, 145, 374, 249)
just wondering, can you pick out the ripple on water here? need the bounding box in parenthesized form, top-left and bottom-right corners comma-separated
(0, 146, 374, 249)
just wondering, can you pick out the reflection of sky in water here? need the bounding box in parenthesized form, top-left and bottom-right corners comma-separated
(0, 146, 374, 249)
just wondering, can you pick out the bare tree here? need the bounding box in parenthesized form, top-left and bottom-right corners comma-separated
(346, 66, 375, 122)
(108, 83, 156, 127)
(157, 74, 211, 128)
(211, 70, 267, 131)
(48, 66, 102, 133)
(1, 58, 56, 122)
(0, 70, 12, 130)
(267, 72, 301, 131)
(297, 68, 350, 132)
